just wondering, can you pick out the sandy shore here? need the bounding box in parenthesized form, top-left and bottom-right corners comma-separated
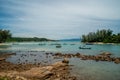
(0, 43, 12, 46)
(84, 42, 119, 45)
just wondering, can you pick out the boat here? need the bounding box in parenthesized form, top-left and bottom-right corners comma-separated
(38, 43, 46, 46)
(79, 46, 91, 49)
(56, 45, 62, 48)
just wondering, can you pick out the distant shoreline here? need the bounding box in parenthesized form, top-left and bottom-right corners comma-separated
(83, 42, 120, 45)
(0, 41, 120, 45)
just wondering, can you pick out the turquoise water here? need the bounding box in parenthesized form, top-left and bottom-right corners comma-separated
(0, 41, 120, 55)
(0, 41, 120, 80)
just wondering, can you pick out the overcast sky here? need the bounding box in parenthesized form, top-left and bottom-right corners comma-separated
(0, 0, 120, 39)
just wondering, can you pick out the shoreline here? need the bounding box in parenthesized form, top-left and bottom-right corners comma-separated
(92, 42, 117, 45)
(0, 52, 76, 80)
(0, 51, 120, 80)
(83, 42, 120, 45)
(0, 43, 11, 45)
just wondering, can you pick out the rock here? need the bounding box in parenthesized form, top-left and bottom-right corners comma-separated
(81, 55, 88, 60)
(65, 54, 72, 58)
(15, 76, 27, 80)
(54, 53, 62, 56)
(62, 58, 69, 64)
(114, 59, 120, 64)
(100, 52, 112, 56)
(0, 58, 5, 61)
(52, 61, 68, 68)
(75, 53, 81, 58)
(94, 56, 100, 62)
(45, 53, 49, 55)
(54, 78, 60, 80)
(40, 71, 53, 79)
(111, 57, 116, 61)
(19, 66, 54, 79)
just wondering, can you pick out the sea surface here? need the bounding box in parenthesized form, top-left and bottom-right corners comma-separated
(0, 41, 120, 80)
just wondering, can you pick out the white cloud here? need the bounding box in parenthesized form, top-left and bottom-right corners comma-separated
(0, 0, 120, 39)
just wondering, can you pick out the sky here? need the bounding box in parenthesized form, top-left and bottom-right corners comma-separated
(0, 0, 120, 39)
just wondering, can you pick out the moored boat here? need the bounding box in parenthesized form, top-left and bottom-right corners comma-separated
(56, 45, 62, 48)
(79, 46, 91, 49)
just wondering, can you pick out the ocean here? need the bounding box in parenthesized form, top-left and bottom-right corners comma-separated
(0, 41, 120, 80)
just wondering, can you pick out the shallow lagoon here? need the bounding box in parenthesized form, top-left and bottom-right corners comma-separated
(0, 41, 120, 80)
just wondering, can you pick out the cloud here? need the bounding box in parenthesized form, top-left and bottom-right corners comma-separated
(0, 0, 120, 39)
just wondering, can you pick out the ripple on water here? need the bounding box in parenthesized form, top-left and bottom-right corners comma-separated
(70, 58, 120, 80)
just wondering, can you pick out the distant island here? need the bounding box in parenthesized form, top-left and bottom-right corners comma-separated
(0, 29, 54, 43)
(81, 29, 120, 43)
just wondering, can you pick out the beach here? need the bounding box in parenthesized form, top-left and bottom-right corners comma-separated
(0, 42, 120, 80)
(0, 52, 77, 80)
(0, 51, 120, 80)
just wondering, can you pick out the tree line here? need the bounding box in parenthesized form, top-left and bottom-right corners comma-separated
(0, 29, 11, 43)
(8, 37, 52, 42)
(0, 29, 53, 43)
(81, 29, 120, 43)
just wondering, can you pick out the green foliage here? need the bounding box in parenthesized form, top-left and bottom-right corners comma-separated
(0, 29, 11, 43)
(0, 29, 54, 42)
(81, 29, 120, 43)
(7, 37, 53, 42)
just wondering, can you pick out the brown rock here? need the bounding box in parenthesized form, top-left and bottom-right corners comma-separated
(100, 52, 112, 56)
(75, 53, 81, 58)
(0, 58, 5, 61)
(114, 59, 120, 64)
(62, 58, 69, 64)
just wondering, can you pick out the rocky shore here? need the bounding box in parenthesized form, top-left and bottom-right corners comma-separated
(52, 52, 120, 64)
(0, 53, 76, 80)
(0, 53, 37, 72)
(0, 51, 120, 80)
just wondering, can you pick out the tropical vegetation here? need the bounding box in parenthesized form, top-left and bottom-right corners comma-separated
(0, 29, 53, 43)
(0, 29, 11, 43)
(7, 37, 53, 42)
(81, 29, 120, 43)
